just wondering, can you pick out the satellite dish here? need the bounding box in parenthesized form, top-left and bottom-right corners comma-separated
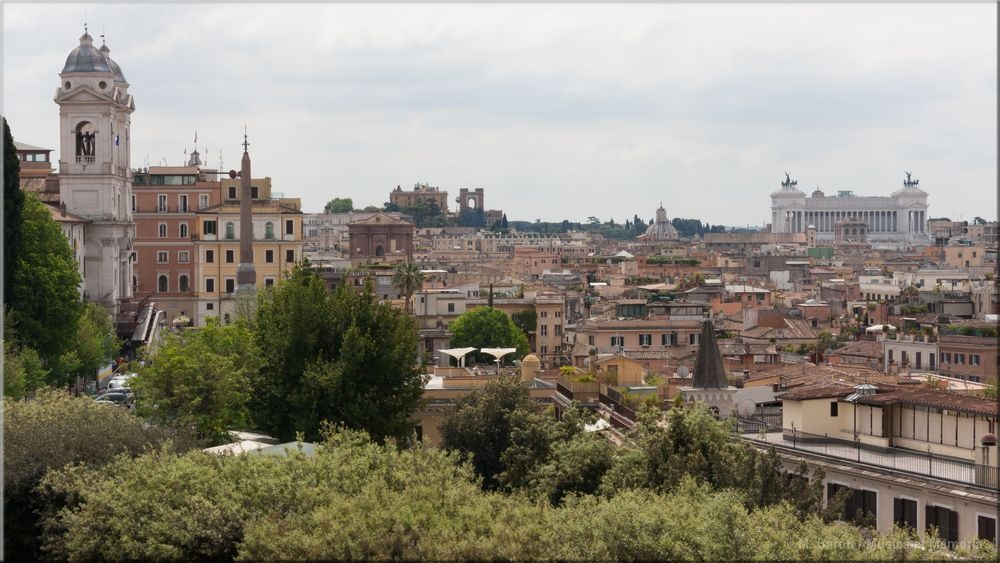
(228, 169, 238, 179)
(677, 366, 690, 378)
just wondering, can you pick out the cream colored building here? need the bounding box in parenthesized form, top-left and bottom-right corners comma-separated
(47, 203, 90, 298)
(193, 178, 302, 325)
(750, 382, 999, 546)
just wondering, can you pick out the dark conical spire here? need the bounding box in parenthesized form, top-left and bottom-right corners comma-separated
(692, 319, 729, 389)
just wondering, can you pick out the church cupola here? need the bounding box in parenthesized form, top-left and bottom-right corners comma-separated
(98, 41, 128, 85)
(61, 30, 112, 75)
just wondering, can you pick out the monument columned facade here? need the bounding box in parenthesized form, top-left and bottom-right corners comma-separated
(770, 172, 930, 246)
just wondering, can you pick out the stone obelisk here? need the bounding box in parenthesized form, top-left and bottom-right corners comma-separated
(234, 130, 257, 317)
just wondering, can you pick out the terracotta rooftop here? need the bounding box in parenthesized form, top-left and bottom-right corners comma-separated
(621, 349, 694, 361)
(852, 388, 1000, 418)
(830, 340, 882, 359)
(778, 382, 856, 401)
(718, 342, 778, 356)
(46, 203, 90, 223)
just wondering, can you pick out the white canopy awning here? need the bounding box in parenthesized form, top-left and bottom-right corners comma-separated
(865, 324, 896, 333)
(479, 347, 517, 362)
(438, 347, 477, 367)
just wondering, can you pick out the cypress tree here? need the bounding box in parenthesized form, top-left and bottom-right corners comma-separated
(4, 117, 24, 303)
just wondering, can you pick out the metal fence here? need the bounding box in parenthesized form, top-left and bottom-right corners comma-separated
(748, 427, 999, 490)
(731, 413, 783, 434)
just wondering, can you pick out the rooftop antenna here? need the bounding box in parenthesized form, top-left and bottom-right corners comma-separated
(219, 149, 224, 172)
(84, 14, 87, 35)
(243, 125, 249, 152)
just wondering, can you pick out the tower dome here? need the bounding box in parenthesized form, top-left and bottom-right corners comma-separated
(62, 32, 112, 74)
(98, 44, 128, 84)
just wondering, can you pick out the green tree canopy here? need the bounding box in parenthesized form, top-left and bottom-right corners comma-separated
(4, 389, 198, 559)
(323, 197, 354, 213)
(9, 193, 83, 369)
(448, 307, 529, 364)
(250, 265, 424, 442)
(4, 118, 24, 303)
(34, 424, 983, 561)
(2, 336, 47, 401)
(133, 319, 257, 444)
(439, 377, 536, 490)
(67, 302, 120, 384)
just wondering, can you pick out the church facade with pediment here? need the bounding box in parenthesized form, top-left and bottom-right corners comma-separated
(346, 212, 414, 266)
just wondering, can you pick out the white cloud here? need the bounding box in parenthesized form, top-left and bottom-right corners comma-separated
(2, 3, 995, 224)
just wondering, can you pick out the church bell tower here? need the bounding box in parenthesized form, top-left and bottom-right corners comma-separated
(54, 29, 136, 316)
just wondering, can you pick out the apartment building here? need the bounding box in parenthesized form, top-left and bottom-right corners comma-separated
(133, 163, 221, 322)
(466, 289, 565, 369)
(751, 383, 999, 546)
(193, 176, 302, 325)
(512, 246, 561, 279)
(567, 316, 704, 367)
(883, 333, 938, 373)
(938, 333, 998, 384)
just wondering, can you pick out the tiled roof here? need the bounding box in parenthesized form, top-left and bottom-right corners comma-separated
(852, 388, 1000, 417)
(778, 382, 855, 400)
(784, 319, 819, 339)
(621, 349, 693, 360)
(718, 342, 778, 356)
(46, 203, 90, 223)
(13, 141, 51, 152)
(830, 340, 882, 359)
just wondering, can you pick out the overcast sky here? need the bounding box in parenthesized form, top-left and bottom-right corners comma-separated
(3, 3, 996, 225)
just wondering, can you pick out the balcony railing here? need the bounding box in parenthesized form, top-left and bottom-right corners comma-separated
(741, 427, 999, 490)
(75, 155, 96, 164)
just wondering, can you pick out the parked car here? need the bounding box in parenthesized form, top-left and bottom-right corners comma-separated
(107, 373, 137, 391)
(96, 390, 133, 408)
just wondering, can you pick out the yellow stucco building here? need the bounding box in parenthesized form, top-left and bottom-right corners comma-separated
(194, 176, 303, 325)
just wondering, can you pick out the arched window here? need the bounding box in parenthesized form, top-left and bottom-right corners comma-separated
(375, 245, 385, 257)
(158, 223, 167, 238)
(179, 275, 189, 292)
(226, 222, 235, 240)
(74, 121, 96, 162)
(158, 275, 168, 292)
(180, 223, 188, 238)
(265, 222, 274, 239)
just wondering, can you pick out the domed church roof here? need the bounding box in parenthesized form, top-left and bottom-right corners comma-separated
(62, 32, 112, 74)
(99, 44, 128, 83)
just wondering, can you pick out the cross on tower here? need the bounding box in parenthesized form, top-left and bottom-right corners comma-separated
(243, 126, 249, 152)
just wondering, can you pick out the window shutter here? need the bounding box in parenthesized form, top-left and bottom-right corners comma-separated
(893, 498, 902, 525)
(978, 516, 997, 543)
(947, 510, 959, 544)
(864, 490, 877, 520)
